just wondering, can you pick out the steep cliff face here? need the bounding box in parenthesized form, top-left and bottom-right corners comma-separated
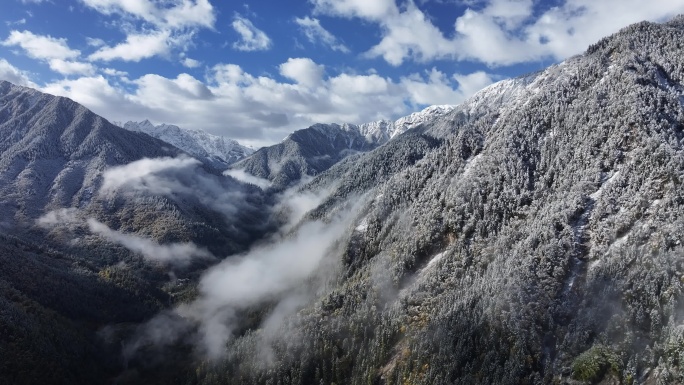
(192, 16, 684, 385)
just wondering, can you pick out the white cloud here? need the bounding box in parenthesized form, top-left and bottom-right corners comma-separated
(101, 156, 201, 194)
(224, 169, 272, 190)
(99, 156, 248, 219)
(48, 59, 96, 76)
(42, 75, 141, 113)
(2, 30, 79, 60)
(41, 58, 491, 147)
(5, 18, 27, 26)
(279, 57, 324, 88)
(79, 0, 215, 29)
(0, 58, 36, 87)
(87, 218, 213, 267)
(127, 189, 364, 359)
(102, 67, 128, 77)
(401, 68, 496, 106)
(231, 15, 272, 52)
(525, 0, 684, 60)
(181, 57, 201, 68)
(79, 0, 214, 63)
(1, 30, 98, 77)
(294, 17, 349, 53)
(314, 0, 684, 67)
(365, 3, 458, 66)
(86, 37, 106, 47)
(162, 0, 215, 29)
(89, 30, 171, 62)
(311, 0, 398, 20)
(453, 71, 498, 97)
(37, 208, 81, 228)
(180, 207, 356, 358)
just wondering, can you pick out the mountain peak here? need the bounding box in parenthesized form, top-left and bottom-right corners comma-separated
(119, 120, 253, 169)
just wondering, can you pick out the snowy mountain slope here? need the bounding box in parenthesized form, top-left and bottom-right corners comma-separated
(119, 120, 253, 170)
(0, 81, 274, 385)
(0, 81, 182, 221)
(232, 104, 455, 189)
(4, 15, 684, 385)
(194, 16, 684, 385)
(0, 81, 272, 254)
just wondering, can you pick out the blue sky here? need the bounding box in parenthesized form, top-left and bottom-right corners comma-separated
(1, 0, 683, 147)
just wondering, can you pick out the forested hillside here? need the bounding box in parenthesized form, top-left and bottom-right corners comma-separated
(0, 82, 275, 384)
(188, 16, 684, 385)
(2, 15, 684, 385)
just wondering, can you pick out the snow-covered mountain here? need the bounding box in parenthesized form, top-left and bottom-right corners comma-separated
(0, 80, 270, 254)
(0, 81, 183, 222)
(356, 104, 455, 143)
(119, 120, 254, 170)
(6, 15, 684, 385)
(232, 104, 455, 189)
(201, 16, 684, 385)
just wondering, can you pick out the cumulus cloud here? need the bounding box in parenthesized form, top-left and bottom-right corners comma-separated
(48, 59, 96, 76)
(102, 67, 128, 77)
(42, 58, 488, 147)
(2, 30, 79, 60)
(79, 0, 215, 29)
(89, 30, 172, 62)
(87, 218, 213, 267)
(279, 57, 325, 88)
(294, 17, 349, 53)
(314, 0, 684, 66)
(401, 68, 497, 105)
(231, 15, 272, 52)
(1, 30, 98, 77)
(181, 57, 201, 68)
(79, 0, 214, 63)
(311, 0, 398, 20)
(0, 58, 36, 87)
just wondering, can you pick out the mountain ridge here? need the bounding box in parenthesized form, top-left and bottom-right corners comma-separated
(232, 104, 455, 189)
(118, 120, 254, 170)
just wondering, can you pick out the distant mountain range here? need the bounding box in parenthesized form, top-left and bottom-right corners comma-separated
(117, 120, 254, 170)
(232, 104, 455, 189)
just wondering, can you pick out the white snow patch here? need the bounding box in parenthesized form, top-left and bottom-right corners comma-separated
(590, 171, 619, 200)
(424, 251, 446, 269)
(462, 154, 482, 177)
(608, 233, 629, 252)
(355, 217, 368, 233)
(588, 259, 600, 271)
